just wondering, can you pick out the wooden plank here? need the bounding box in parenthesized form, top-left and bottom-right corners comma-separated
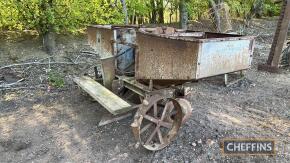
(268, 0, 290, 66)
(73, 76, 131, 115)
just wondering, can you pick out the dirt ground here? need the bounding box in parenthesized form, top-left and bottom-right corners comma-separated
(1, 19, 290, 162)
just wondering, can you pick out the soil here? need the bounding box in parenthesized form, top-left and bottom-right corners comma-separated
(0, 19, 290, 162)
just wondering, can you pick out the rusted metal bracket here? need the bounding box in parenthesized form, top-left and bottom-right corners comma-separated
(111, 40, 137, 48)
(258, 0, 290, 73)
(98, 112, 132, 126)
(224, 71, 245, 87)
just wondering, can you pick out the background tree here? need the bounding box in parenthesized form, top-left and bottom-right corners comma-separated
(157, 0, 165, 23)
(120, 0, 129, 24)
(209, 0, 222, 32)
(0, 0, 283, 41)
(179, 0, 188, 29)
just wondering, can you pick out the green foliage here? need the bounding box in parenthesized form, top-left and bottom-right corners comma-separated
(263, 0, 281, 16)
(226, 0, 253, 17)
(226, 0, 281, 18)
(90, 0, 124, 25)
(48, 71, 65, 88)
(127, 0, 150, 17)
(0, 1, 21, 30)
(0, 0, 283, 33)
(0, 0, 125, 34)
(187, 0, 209, 20)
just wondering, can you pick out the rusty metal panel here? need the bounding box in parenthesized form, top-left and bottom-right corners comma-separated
(101, 57, 115, 90)
(135, 33, 199, 80)
(135, 30, 254, 81)
(116, 28, 136, 74)
(196, 39, 253, 79)
(87, 26, 97, 48)
(87, 25, 137, 73)
(87, 25, 255, 81)
(87, 25, 114, 58)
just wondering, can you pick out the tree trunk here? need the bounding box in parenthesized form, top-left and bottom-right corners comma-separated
(245, 0, 264, 26)
(138, 16, 143, 24)
(43, 29, 56, 55)
(209, 0, 221, 32)
(150, 0, 157, 23)
(169, 2, 173, 23)
(134, 16, 137, 24)
(176, 10, 178, 22)
(132, 9, 136, 24)
(179, 0, 188, 29)
(40, 0, 56, 55)
(120, 0, 129, 24)
(157, 0, 164, 23)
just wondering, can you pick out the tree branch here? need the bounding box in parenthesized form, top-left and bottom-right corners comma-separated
(0, 61, 84, 70)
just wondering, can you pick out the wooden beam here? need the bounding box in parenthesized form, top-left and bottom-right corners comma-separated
(258, 0, 290, 72)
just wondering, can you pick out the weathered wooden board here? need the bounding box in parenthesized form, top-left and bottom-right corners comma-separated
(73, 76, 131, 115)
(267, 0, 290, 66)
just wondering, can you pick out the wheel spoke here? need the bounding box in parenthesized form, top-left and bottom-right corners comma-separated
(145, 127, 158, 145)
(134, 96, 184, 150)
(140, 123, 153, 134)
(139, 96, 144, 103)
(153, 103, 157, 117)
(160, 121, 172, 128)
(157, 128, 164, 144)
(144, 115, 159, 124)
(161, 102, 170, 120)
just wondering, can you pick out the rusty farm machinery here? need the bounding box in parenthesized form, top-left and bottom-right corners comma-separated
(73, 25, 255, 151)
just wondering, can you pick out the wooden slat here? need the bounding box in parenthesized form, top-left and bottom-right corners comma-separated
(73, 76, 131, 115)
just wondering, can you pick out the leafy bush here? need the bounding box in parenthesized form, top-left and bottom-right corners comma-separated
(263, 0, 281, 17)
(187, 0, 209, 20)
(48, 71, 65, 88)
(0, 0, 125, 33)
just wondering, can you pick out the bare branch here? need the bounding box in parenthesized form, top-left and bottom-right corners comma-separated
(0, 78, 25, 88)
(0, 61, 84, 70)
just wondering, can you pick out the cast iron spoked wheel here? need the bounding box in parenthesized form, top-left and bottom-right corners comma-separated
(131, 95, 183, 151)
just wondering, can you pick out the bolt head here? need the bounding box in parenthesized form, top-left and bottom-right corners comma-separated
(143, 99, 149, 106)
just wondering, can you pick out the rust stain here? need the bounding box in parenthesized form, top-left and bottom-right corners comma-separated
(87, 26, 114, 58)
(136, 33, 199, 80)
(87, 26, 97, 48)
(87, 25, 254, 81)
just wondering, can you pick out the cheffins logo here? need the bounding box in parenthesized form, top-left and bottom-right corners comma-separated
(221, 139, 275, 155)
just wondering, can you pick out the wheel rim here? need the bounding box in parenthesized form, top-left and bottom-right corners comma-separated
(131, 95, 183, 151)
